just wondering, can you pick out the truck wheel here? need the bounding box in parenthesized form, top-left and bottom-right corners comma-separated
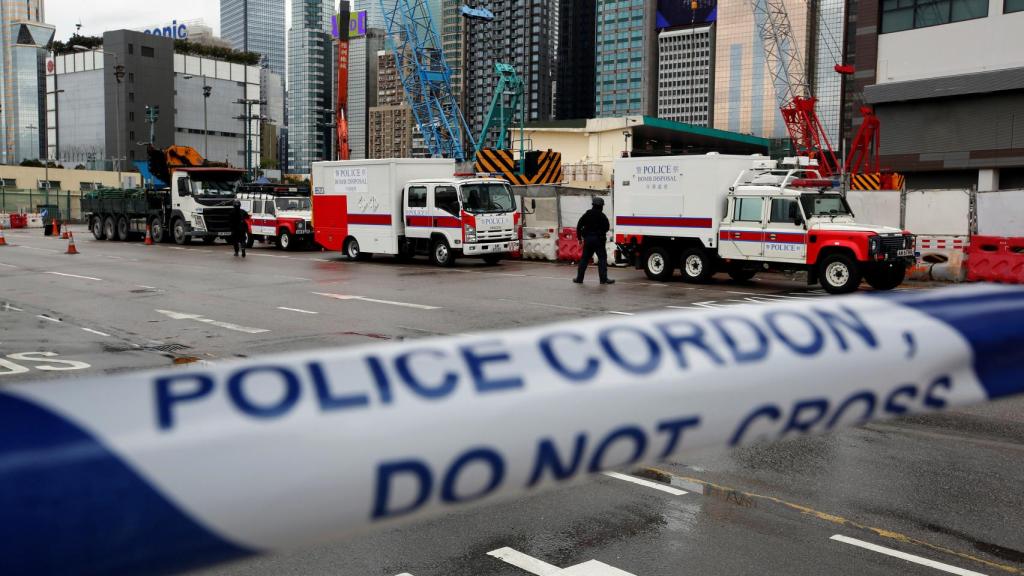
(116, 216, 130, 241)
(91, 217, 106, 240)
(865, 262, 906, 291)
(727, 266, 758, 282)
(680, 248, 715, 283)
(431, 238, 456, 267)
(278, 231, 294, 251)
(103, 216, 116, 241)
(819, 253, 862, 294)
(643, 246, 674, 281)
(482, 254, 502, 266)
(150, 219, 166, 243)
(172, 218, 192, 245)
(344, 237, 371, 261)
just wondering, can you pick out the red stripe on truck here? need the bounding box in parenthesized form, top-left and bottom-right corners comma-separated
(616, 216, 713, 228)
(348, 214, 392, 226)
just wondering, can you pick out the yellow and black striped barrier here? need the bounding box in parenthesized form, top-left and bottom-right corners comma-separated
(851, 172, 905, 191)
(475, 148, 563, 185)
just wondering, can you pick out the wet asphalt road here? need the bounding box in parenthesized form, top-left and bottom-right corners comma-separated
(2, 226, 1022, 576)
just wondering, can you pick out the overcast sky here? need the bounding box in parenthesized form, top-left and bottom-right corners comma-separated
(45, 0, 294, 42)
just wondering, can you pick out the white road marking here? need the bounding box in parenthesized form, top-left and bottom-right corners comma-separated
(155, 309, 269, 334)
(608, 311, 635, 316)
(487, 547, 561, 576)
(726, 290, 763, 296)
(313, 292, 440, 310)
(137, 285, 158, 290)
(829, 535, 987, 576)
(278, 306, 318, 315)
(81, 328, 111, 337)
(603, 472, 688, 496)
(3, 303, 24, 311)
(45, 271, 102, 281)
(0, 262, 17, 268)
(36, 315, 61, 323)
(248, 252, 293, 259)
(557, 560, 636, 575)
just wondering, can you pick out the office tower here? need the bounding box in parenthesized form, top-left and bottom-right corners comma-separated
(464, 0, 556, 144)
(657, 25, 713, 125)
(555, 0, 596, 120)
(221, 0, 287, 78)
(1, 0, 52, 164)
(594, 0, 658, 118)
(288, 0, 335, 173)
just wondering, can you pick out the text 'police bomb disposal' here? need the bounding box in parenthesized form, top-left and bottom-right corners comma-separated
(155, 303, 956, 520)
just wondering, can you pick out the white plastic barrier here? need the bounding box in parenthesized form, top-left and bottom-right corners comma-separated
(977, 189, 1024, 237)
(846, 190, 902, 229)
(0, 213, 9, 228)
(25, 213, 43, 228)
(905, 189, 971, 236)
(3, 286, 1024, 575)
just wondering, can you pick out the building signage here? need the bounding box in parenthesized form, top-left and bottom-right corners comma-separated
(332, 11, 367, 39)
(656, 0, 717, 29)
(143, 20, 189, 40)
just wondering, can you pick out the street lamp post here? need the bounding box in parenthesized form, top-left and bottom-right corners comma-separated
(74, 45, 123, 184)
(184, 75, 212, 158)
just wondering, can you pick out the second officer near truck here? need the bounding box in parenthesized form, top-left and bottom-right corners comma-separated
(573, 197, 615, 285)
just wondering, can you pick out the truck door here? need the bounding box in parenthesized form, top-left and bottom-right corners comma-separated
(174, 176, 190, 211)
(718, 195, 765, 259)
(762, 197, 807, 264)
(404, 185, 430, 240)
(432, 185, 462, 241)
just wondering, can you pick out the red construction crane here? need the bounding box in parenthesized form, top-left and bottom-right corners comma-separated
(335, 5, 352, 160)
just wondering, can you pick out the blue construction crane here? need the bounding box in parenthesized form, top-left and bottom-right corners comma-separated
(475, 62, 524, 164)
(380, 0, 475, 161)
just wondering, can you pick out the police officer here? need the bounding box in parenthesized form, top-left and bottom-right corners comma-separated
(573, 197, 615, 285)
(230, 200, 248, 258)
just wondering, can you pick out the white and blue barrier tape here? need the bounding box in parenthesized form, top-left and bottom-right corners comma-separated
(2, 285, 1023, 575)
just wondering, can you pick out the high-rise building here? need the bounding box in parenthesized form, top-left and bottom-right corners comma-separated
(555, 0, 595, 120)
(1, 0, 52, 165)
(358, 0, 437, 32)
(369, 50, 416, 158)
(594, 0, 658, 118)
(464, 0, 556, 145)
(657, 25, 713, 125)
(713, 0, 812, 138)
(288, 0, 335, 174)
(813, 0, 846, 146)
(221, 0, 287, 78)
(441, 0, 465, 105)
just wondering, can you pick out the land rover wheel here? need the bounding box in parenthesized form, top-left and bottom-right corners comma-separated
(819, 253, 862, 294)
(865, 262, 906, 291)
(91, 217, 106, 240)
(680, 248, 715, 283)
(278, 230, 294, 251)
(172, 218, 192, 245)
(430, 238, 455, 267)
(643, 246, 674, 281)
(150, 219, 166, 243)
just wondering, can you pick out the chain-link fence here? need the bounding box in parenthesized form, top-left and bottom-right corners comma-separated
(0, 189, 82, 222)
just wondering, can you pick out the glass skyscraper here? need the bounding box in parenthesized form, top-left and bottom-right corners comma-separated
(594, 0, 658, 118)
(221, 0, 287, 78)
(0, 0, 51, 164)
(288, 0, 335, 174)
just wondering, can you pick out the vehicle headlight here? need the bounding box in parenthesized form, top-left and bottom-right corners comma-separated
(905, 235, 914, 248)
(295, 220, 306, 230)
(868, 235, 880, 254)
(464, 224, 477, 242)
(192, 214, 206, 230)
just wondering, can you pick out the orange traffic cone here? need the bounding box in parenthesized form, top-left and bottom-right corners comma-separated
(51, 219, 59, 237)
(61, 221, 70, 240)
(65, 231, 79, 255)
(144, 223, 154, 245)
(0, 223, 8, 246)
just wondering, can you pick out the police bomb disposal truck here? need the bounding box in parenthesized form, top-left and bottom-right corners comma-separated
(614, 154, 915, 294)
(312, 159, 520, 266)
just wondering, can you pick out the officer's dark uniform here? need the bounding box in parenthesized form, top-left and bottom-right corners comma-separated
(573, 197, 615, 285)
(230, 201, 248, 258)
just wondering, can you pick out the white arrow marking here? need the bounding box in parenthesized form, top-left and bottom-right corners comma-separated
(155, 310, 269, 334)
(46, 271, 102, 281)
(487, 547, 638, 576)
(313, 292, 440, 310)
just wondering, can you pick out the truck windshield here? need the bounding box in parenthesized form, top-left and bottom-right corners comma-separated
(189, 174, 240, 197)
(275, 197, 311, 211)
(460, 183, 516, 214)
(800, 193, 853, 217)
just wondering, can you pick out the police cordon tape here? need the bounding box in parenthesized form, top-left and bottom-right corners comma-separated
(2, 285, 1024, 575)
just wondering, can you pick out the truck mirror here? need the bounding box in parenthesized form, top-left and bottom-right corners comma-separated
(531, 198, 536, 210)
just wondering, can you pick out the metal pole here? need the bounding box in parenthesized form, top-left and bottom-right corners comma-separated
(115, 61, 122, 185)
(203, 77, 209, 158)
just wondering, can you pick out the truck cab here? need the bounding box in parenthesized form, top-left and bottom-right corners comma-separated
(716, 168, 915, 293)
(168, 167, 244, 245)
(237, 190, 313, 251)
(400, 177, 520, 265)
